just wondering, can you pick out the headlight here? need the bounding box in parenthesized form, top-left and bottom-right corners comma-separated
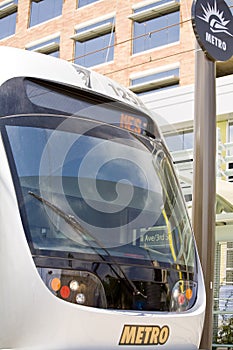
(170, 280, 197, 311)
(37, 268, 107, 308)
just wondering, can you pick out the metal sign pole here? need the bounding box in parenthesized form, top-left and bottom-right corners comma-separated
(191, 1, 233, 348)
(192, 42, 216, 350)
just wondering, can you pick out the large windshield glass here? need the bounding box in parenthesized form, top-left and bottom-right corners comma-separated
(5, 116, 195, 271)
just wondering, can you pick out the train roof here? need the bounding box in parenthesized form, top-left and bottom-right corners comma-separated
(0, 46, 146, 111)
(0, 46, 163, 139)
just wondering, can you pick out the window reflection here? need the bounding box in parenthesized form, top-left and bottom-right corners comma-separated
(29, 0, 63, 27)
(165, 130, 193, 152)
(77, 0, 99, 8)
(0, 8, 17, 40)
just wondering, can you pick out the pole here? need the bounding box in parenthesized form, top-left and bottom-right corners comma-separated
(192, 42, 216, 350)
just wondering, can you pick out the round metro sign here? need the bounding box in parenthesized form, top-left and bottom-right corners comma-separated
(192, 0, 233, 61)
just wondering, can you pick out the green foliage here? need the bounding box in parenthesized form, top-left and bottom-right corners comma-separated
(217, 317, 233, 345)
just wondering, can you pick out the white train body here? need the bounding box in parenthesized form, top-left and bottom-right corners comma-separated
(0, 47, 205, 349)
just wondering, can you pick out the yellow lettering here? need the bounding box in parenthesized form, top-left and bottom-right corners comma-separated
(119, 325, 170, 345)
(149, 326, 160, 344)
(135, 327, 144, 344)
(144, 327, 152, 343)
(119, 326, 136, 344)
(159, 326, 169, 344)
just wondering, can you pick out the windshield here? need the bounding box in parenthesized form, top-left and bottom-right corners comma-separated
(4, 115, 195, 271)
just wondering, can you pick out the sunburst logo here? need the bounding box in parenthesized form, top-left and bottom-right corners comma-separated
(198, 0, 233, 37)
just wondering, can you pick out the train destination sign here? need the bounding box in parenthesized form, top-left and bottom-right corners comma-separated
(192, 0, 233, 61)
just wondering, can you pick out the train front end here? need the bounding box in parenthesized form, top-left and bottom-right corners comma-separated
(0, 47, 205, 350)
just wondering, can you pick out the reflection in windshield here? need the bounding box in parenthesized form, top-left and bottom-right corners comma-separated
(28, 189, 147, 299)
(5, 118, 194, 270)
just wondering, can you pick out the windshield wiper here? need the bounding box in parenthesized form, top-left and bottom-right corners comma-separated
(28, 191, 147, 299)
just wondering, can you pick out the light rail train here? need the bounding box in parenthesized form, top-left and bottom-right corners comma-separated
(0, 46, 205, 349)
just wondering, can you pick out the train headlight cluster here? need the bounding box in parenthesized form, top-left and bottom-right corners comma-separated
(170, 280, 197, 312)
(49, 274, 84, 303)
(37, 268, 107, 308)
(76, 293, 86, 304)
(70, 279, 79, 291)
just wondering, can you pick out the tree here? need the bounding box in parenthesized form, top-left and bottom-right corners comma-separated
(217, 317, 233, 345)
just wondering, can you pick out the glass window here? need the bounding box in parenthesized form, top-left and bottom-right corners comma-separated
(227, 123, 233, 181)
(165, 130, 193, 152)
(227, 250, 233, 269)
(77, 0, 99, 8)
(5, 118, 195, 270)
(29, 0, 63, 27)
(74, 17, 115, 67)
(138, 83, 179, 96)
(26, 36, 60, 57)
(130, 68, 179, 95)
(131, 1, 180, 55)
(213, 241, 233, 348)
(0, 0, 17, 40)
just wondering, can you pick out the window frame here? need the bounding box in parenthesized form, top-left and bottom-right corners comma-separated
(164, 129, 194, 153)
(72, 15, 115, 68)
(129, 67, 180, 94)
(0, 0, 18, 40)
(128, 0, 180, 22)
(29, 0, 63, 28)
(26, 34, 60, 57)
(77, 0, 99, 8)
(0, 0, 18, 19)
(129, 0, 180, 55)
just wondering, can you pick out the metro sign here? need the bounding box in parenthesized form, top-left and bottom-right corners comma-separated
(192, 0, 233, 61)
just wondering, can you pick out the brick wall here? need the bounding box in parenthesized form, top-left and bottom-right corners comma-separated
(0, 0, 196, 87)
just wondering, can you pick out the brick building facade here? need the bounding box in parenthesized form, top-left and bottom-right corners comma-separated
(0, 0, 197, 90)
(1, 0, 232, 93)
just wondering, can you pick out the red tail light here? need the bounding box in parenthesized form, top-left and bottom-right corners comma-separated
(37, 268, 107, 308)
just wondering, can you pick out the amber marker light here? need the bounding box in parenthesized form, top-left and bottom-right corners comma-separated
(50, 277, 61, 292)
(186, 288, 193, 300)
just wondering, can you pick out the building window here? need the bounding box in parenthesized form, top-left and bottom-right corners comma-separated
(164, 129, 193, 204)
(72, 16, 115, 67)
(165, 130, 193, 152)
(226, 123, 233, 181)
(26, 35, 60, 57)
(130, 67, 179, 95)
(0, 0, 18, 40)
(213, 241, 233, 348)
(77, 0, 99, 8)
(29, 0, 63, 27)
(129, 0, 180, 55)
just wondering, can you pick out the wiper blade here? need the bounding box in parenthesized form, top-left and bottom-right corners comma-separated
(29, 191, 147, 299)
(29, 191, 98, 246)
